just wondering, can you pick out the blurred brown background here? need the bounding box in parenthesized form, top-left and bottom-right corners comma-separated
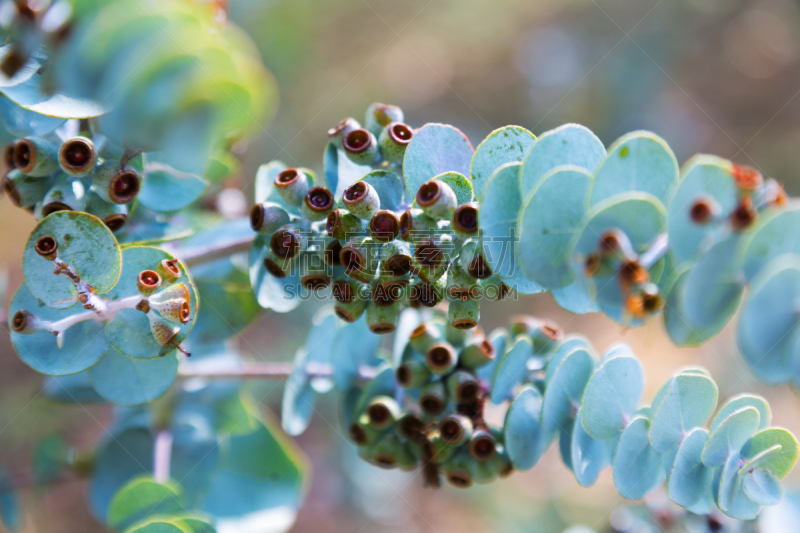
(2, 0, 800, 531)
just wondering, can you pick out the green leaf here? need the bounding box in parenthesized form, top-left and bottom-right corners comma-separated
(480, 162, 542, 294)
(737, 255, 800, 385)
(518, 165, 593, 289)
(667, 155, 737, 268)
(743, 469, 782, 506)
(43, 372, 106, 403)
(504, 385, 551, 471)
(199, 416, 309, 527)
(551, 282, 599, 315)
(88, 348, 178, 407)
(649, 370, 718, 453)
(254, 160, 288, 205)
(589, 131, 678, 207)
(470, 126, 535, 199)
(23, 211, 122, 309)
(248, 236, 301, 313)
(358, 170, 405, 211)
(281, 348, 317, 437)
(711, 394, 772, 433)
(571, 405, 616, 487)
(612, 416, 666, 500)
(741, 428, 799, 480)
(124, 520, 187, 533)
(703, 407, 761, 467)
(90, 427, 154, 522)
(572, 192, 667, 326)
(9, 283, 110, 375)
(667, 428, 715, 508)
(741, 203, 800, 281)
(403, 123, 473, 197)
(519, 123, 605, 197)
(332, 315, 380, 391)
(580, 351, 645, 440)
(324, 143, 372, 202)
(0, 95, 65, 137)
(104, 246, 197, 359)
(715, 451, 762, 520)
(434, 171, 473, 205)
(137, 163, 209, 213)
(541, 346, 595, 433)
(490, 335, 533, 404)
(108, 476, 184, 532)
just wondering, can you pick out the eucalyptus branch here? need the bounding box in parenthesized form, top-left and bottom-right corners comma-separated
(153, 429, 173, 483)
(38, 295, 144, 347)
(178, 362, 379, 380)
(639, 233, 669, 269)
(167, 233, 255, 267)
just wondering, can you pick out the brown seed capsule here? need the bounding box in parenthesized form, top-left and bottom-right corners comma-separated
(324, 240, 343, 266)
(467, 253, 492, 279)
(59, 137, 96, 176)
(584, 253, 601, 277)
(731, 163, 763, 191)
(397, 414, 424, 441)
(328, 117, 360, 141)
(344, 129, 374, 155)
(2, 175, 20, 206)
(3, 143, 15, 169)
(388, 122, 413, 145)
(690, 199, 715, 225)
(108, 169, 140, 204)
(270, 227, 302, 259)
(156, 259, 181, 283)
(446, 470, 473, 489)
(102, 213, 127, 232)
(263, 257, 288, 278)
(349, 423, 368, 445)
(34, 236, 58, 260)
(730, 196, 758, 231)
(414, 240, 444, 267)
(275, 168, 302, 187)
(301, 272, 330, 290)
(332, 280, 355, 303)
(368, 210, 400, 242)
(137, 270, 162, 295)
(13, 139, 37, 174)
(417, 181, 442, 207)
(599, 231, 621, 253)
(618, 260, 650, 286)
(469, 430, 497, 461)
(303, 186, 334, 220)
(453, 202, 479, 235)
(11, 310, 29, 332)
(426, 343, 458, 374)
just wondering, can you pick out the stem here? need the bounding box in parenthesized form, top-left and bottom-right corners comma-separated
(166, 234, 255, 267)
(640, 233, 669, 269)
(0, 470, 77, 494)
(153, 429, 173, 483)
(178, 362, 379, 381)
(40, 295, 143, 348)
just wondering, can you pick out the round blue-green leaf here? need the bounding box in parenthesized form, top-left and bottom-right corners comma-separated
(23, 211, 122, 309)
(476, 327, 507, 383)
(43, 371, 105, 403)
(680, 236, 744, 335)
(649, 371, 718, 453)
(9, 284, 110, 376)
(125, 520, 187, 533)
(744, 469, 782, 506)
(88, 348, 178, 407)
(541, 347, 595, 433)
(518, 166, 593, 289)
(715, 452, 762, 520)
(737, 255, 800, 385)
(471, 126, 535, 199)
(359, 170, 405, 211)
(741, 203, 800, 281)
(354, 365, 396, 415)
(551, 281, 599, 315)
(254, 160, 287, 204)
(108, 476, 184, 532)
(137, 163, 209, 213)
(248, 236, 301, 313)
(667, 428, 715, 508)
(580, 353, 645, 440)
(711, 394, 772, 434)
(403, 123, 473, 197)
(434, 171, 473, 205)
(571, 406, 616, 487)
(281, 348, 317, 437)
(491, 335, 533, 404)
(589, 131, 678, 207)
(199, 416, 309, 526)
(301, 307, 340, 393)
(664, 270, 722, 347)
(520, 123, 605, 196)
(612, 416, 666, 500)
(104, 246, 198, 359)
(572, 192, 666, 325)
(332, 315, 380, 391)
(169, 412, 219, 509)
(480, 162, 542, 294)
(545, 334, 593, 385)
(89, 427, 154, 522)
(0, 95, 65, 137)
(741, 428, 799, 480)
(324, 142, 372, 202)
(668, 155, 737, 268)
(504, 385, 551, 471)
(703, 407, 761, 467)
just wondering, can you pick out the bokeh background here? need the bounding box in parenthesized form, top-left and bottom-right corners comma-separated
(2, 0, 800, 531)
